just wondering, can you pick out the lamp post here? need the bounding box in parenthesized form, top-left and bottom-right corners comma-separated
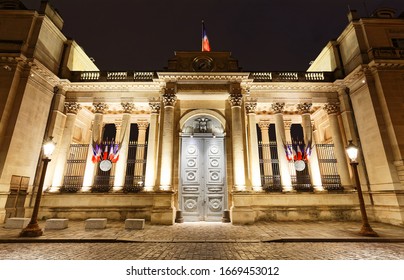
(20, 137, 56, 237)
(345, 140, 378, 237)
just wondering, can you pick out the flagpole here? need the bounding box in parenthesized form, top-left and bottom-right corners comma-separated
(201, 20, 204, 51)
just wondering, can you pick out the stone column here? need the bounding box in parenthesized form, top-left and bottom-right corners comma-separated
(113, 103, 133, 191)
(323, 102, 351, 188)
(309, 120, 323, 191)
(159, 85, 177, 191)
(229, 83, 246, 191)
(50, 102, 81, 191)
(245, 98, 262, 191)
(284, 120, 296, 177)
(297, 103, 323, 191)
(145, 99, 161, 191)
(134, 120, 149, 184)
(258, 120, 273, 186)
(82, 102, 108, 191)
(272, 102, 292, 191)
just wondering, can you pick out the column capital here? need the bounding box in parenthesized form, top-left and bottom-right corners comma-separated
(162, 88, 177, 107)
(137, 120, 149, 130)
(323, 102, 340, 115)
(149, 98, 161, 114)
(121, 102, 135, 114)
(297, 102, 312, 114)
(258, 120, 270, 130)
(271, 102, 285, 114)
(93, 102, 108, 114)
(284, 120, 292, 130)
(229, 92, 243, 107)
(64, 102, 81, 115)
(245, 98, 257, 114)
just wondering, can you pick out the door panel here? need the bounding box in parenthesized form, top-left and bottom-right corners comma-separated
(180, 137, 226, 222)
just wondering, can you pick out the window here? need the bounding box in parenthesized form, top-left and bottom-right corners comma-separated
(392, 38, 404, 48)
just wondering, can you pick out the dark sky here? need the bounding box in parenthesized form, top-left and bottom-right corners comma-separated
(21, 0, 404, 71)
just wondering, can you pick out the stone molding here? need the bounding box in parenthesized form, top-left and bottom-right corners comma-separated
(64, 102, 81, 115)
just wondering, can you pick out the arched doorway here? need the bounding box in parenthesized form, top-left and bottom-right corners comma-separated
(179, 112, 227, 222)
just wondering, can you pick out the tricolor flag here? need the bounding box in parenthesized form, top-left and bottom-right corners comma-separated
(202, 21, 211, 52)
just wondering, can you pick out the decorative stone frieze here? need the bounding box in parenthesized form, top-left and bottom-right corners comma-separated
(64, 102, 81, 115)
(271, 102, 285, 114)
(323, 102, 340, 115)
(245, 98, 258, 114)
(93, 102, 108, 114)
(297, 102, 312, 114)
(121, 102, 135, 114)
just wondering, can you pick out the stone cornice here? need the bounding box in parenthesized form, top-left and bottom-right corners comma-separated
(61, 82, 163, 92)
(249, 82, 338, 93)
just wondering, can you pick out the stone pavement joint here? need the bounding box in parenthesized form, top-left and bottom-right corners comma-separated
(1, 220, 404, 244)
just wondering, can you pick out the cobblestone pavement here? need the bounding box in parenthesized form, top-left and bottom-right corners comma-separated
(1, 220, 404, 242)
(1, 242, 404, 260)
(1, 220, 404, 260)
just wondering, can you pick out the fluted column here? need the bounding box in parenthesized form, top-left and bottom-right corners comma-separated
(229, 84, 246, 191)
(145, 99, 161, 191)
(159, 85, 177, 191)
(258, 120, 273, 185)
(113, 103, 133, 191)
(323, 102, 351, 188)
(297, 103, 322, 191)
(50, 102, 81, 191)
(245, 98, 262, 191)
(272, 102, 292, 191)
(82, 102, 108, 191)
(134, 120, 149, 184)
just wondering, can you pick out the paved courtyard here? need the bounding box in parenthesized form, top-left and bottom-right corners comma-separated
(1, 241, 404, 260)
(1, 220, 404, 260)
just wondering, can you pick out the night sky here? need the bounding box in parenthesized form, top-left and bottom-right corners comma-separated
(21, 0, 404, 71)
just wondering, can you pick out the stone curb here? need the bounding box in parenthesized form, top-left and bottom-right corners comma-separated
(1, 237, 404, 243)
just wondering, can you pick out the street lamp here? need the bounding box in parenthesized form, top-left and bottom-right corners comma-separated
(345, 140, 378, 237)
(20, 137, 56, 237)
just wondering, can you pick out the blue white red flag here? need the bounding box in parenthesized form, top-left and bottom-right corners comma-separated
(202, 21, 211, 52)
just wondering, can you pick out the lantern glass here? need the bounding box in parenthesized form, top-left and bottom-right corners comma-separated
(346, 140, 358, 162)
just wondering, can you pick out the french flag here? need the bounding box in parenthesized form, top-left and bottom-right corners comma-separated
(202, 21, 211, 52)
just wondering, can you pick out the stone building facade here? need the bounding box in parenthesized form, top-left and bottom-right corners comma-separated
(1, 1, 403, 225)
